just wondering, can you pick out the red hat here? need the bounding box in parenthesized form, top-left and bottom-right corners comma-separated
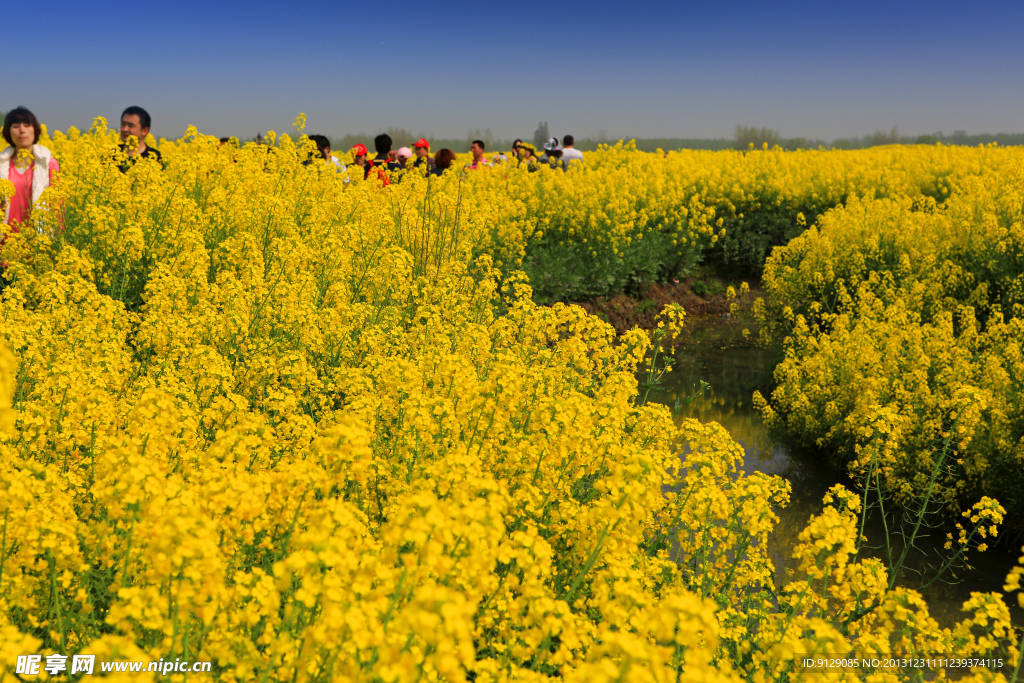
(351, 144, 368, 156)
(413, 138, 430, 149)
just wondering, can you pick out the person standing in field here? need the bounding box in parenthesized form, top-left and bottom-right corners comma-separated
(387, 147, 413, 182)
(517, 142, 540, 171)
(540, 137, 565, 171)
(350, 144, 371, 178)
(119, 106, 163, 170)
(309, 134, 345, 171)
(0, 107, 60, 231)
(465, 140, 491, 170)
(371, 134, 403, 174)
(561, 134, 584, 166)
(363, 134, 399, 186)
(430, 149, 457, 177)
(396, 147, 412, 168)
(412, 138, 435, 174)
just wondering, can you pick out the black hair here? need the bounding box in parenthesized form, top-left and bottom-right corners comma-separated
(374, 133, 392, 155)
(563, 134, 574, 146)
(121, 106, 152, 130)
(2, 107, 41, 146)
(308, 134, 331, 160)
(472, 139, 485, 150)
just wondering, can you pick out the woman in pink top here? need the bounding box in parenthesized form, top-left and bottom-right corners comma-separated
(0, 107, 60, 231)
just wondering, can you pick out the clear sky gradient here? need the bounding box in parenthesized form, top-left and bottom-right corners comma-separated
(7, 0, 1023, 143)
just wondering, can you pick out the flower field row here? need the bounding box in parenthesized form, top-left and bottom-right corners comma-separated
(581, 140, 1022, 280)
(756, 166, 1024, 540)
(1, 123, 1023, 680)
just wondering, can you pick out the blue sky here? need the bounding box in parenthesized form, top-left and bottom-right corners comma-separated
(7, 0, 1023, 142)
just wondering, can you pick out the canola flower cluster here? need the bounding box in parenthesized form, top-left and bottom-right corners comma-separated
(756, 167, 1024, 535)
(1, 122, 1023, 681)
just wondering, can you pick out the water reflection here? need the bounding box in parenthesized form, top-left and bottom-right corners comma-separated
(645, 317, 1022, 629)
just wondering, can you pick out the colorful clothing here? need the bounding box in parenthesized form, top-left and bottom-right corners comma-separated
(0, 144, 59, 226)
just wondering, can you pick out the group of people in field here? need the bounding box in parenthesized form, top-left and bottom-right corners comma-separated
(1, 103, 587, 230)
(295, 132, 585, 183)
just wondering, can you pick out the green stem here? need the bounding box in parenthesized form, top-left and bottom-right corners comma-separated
(887, 431, 953, 592)
(1010, 627, 1024, 683)
(855, 450, 877, 561)
(0, 510, 8, 586)
(48, 551, 68, 652)
(563, 523, 611, 604)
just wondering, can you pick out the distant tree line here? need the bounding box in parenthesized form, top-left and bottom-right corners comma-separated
(735, 124, 1024, 151)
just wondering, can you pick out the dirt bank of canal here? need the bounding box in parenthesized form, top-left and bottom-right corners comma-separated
(569, 276, 761, 335)
(643, 313, 1023, 630)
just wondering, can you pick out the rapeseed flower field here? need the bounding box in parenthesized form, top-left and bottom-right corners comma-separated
(1, 120, 1022, 681)
(756, 170, 1024, 539)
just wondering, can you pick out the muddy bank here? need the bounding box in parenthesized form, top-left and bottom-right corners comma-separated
(570, 277, 761, 335)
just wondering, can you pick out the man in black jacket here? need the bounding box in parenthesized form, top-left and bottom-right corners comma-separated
(118, 106, 163, 171)
(372, 134, 403, 175)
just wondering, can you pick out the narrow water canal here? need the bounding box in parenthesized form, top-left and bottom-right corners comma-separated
(644, 315, 1023, 629)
